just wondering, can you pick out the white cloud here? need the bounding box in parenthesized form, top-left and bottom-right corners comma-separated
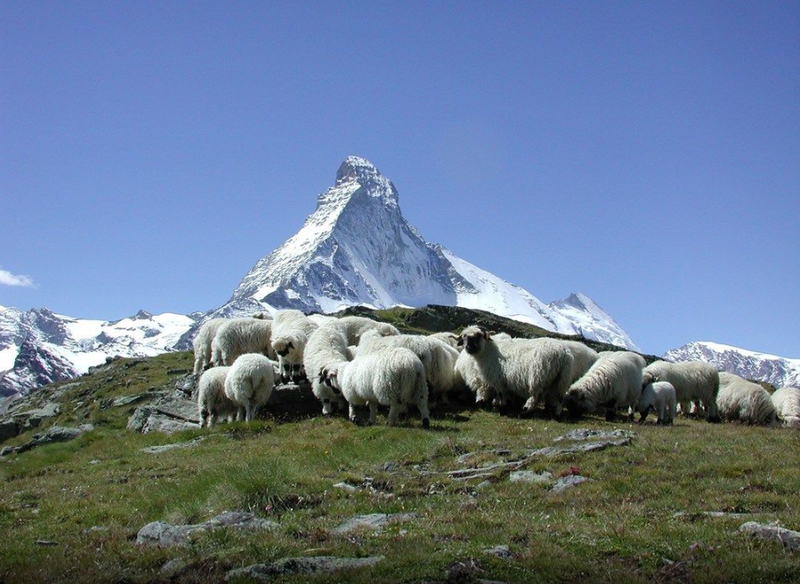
(0, 267, 35, 288)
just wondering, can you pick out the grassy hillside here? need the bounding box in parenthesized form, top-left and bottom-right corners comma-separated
(0, 318, 797, 583)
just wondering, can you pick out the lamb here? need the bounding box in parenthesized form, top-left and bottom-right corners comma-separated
(196, 366, 237, 427)
(716, 372, 777, 425)
(641, 360, 721, 422)
(771, 386, 800, 428)
(636, 381, 677, 424)
(454, 326, 574, 417)
(563, 351, 646, 420)
(323, 347, 430, 427)
(270, 309, 319, 382)
(556, 340, 600, 384)
(303, 321, 352, 415)
(192, 318, 228, 376)
(212, 318, 275, 366)
(224, 353, 276, 422)
(357, 329, 460, 404)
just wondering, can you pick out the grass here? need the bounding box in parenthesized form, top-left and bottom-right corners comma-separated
(0, 352, 798, 583)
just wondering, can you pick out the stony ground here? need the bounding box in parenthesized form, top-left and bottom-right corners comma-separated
(0, 351, 798, 584)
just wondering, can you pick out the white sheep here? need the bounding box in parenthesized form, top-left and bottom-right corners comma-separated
(430, 332, 460, 349)
(303, 321, 352, 415)
(224, 353, 276, 422)
(337, 315, 400, 344)
(642, 361, 721, 422)
(196, 366, 237, 427)
(636, 381, 677, 425)
(454, 326, 574, 417)
(192, 318, 229, 376)
(771, 386, 800, 428)
(717, 372, 777, 425)
(564, 351, 646, 421)
(323, 347, 430, 427)
(212, 318, 275, 366)
(556, 340, 600, 384)
(357, 329, 459, 404)
(271, 309, 319, 382)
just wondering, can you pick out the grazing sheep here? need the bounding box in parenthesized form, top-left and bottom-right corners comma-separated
(771, 387, 800, 428)
(564, 351, 646, 421)
(636, 381, 677, 425)
(192, 318, 229, 376)
(212, 318, 275, 366)
(556, 340, 600, 384)
(196, 366, 237, 427)
(358, 329, 459, 404)
(224, 353, 276, 422)
(323, 347, 430, 427)
(642, 361, 721, 422)
(717, 372, 777, 425)
(303, 321, 352, 415)
(271, 309, 319, 383)
(454, 326, 574, 417)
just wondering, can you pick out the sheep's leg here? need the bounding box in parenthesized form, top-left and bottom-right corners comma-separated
(387, 403, 399, 426)
(417, 393, 431, 429)
(369, 402, 378, 425)
(605, 408, 616, 422)
(246, 403, 255, 422)
(348, 403, 358, 424)
(237, 406, 246, 422)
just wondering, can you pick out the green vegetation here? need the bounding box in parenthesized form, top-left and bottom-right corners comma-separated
(0, 330, 797, 583)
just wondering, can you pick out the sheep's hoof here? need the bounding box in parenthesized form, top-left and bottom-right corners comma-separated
(707, 415, 721, 424)
(605, 410, 616, 422)
(422, 418, 430, 429)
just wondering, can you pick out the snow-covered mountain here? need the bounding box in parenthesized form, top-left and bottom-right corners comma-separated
(0, 305, 196, 397)
(664, 341, 800, 388)
(217, 155, 637, 349)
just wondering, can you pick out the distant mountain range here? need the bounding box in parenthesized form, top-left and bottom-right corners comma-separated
(1, 156, 795, 399)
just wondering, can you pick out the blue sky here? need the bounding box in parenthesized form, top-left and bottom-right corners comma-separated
(1, 1, 798, 357)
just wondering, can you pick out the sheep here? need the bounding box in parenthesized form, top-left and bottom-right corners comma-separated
(564, 351, 646, 421)
(430, 332, 460, 349)
(337, 315, 399, 344)
(716, 372, 777, 425)
(771, 386, 800, 428)
(636, 381, 677, 425)
(357, 329, 459, 404)
(454, 326, 574, 417)
(192, 318, 229, 376)
(271, 309, 319, 383)
(212, 318, 275, 366)
(307, 313, 338, 328)
(303, 321, 352, 415)
(555, 340, 600, 384)
(196, 366, 237, 427)
(224, 353, 276, 422)
(641, 361, 721, 422)
(323, 347, 430, 427)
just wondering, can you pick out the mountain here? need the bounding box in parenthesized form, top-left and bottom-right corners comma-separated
(664, 341, 800, 388)
(215, 155, 637, 349)
(0, 306, 196, 397)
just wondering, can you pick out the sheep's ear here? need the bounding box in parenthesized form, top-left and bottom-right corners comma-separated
(287, 342, 294, 350)
(483, 330, 494, 340)
(456, 335, 464, 347)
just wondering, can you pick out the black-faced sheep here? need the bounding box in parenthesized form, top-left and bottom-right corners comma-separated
(563, 351, 646, 421)
(271, 309, 319, 383)
(303, 321, 351, 415)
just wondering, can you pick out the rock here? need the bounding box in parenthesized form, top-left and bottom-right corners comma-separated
(509, 471, 552, 484)
(527, 438, 633, 458)
(108, 394, 151, 409)
(332, 513, 417, 534)
(5, 425, 90, 455)
(160, 558, 188, 576)
(1, 446, 19, 456)
(18, 402, 61, 429)
(673, 511, 752, 520)
(137, 511, 278, 547)
(333, 482, 358, 492)
(127, 405, 157, 433)
(141, 437, 205, 454)
(0, 418, 18, 443)
(226, 556, 384, 581)
(554, 428, 636, 442)
(153, 390, 201, 423)
(550, 475, 591, 494)
(34, 540, 58, 546)
(141, 415, 200, 434)
(483, 544, 512, 559)
(173, 374, 196, 395)
(738, 522, 800, 552)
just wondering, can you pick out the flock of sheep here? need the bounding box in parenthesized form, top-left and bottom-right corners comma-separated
(193, 310, 800, 430)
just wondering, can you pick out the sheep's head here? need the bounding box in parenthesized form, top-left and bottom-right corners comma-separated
(272, 337, 294, 358)
(320, 366, 342, 394)
(459, 326, 492, 355)
(378, 323, 399, 337)
(564, 387, 595, 416)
